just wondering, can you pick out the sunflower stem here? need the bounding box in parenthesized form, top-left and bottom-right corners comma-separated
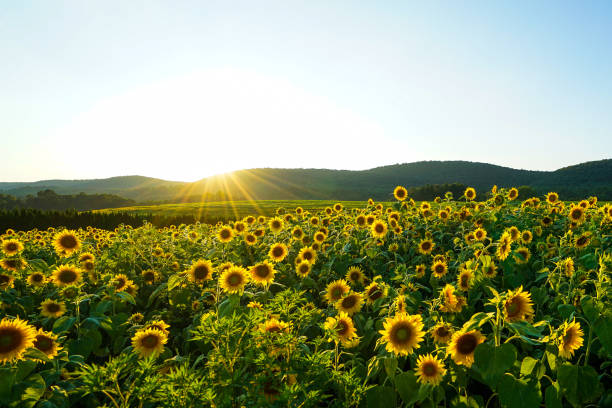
(583, 323, 593, 367)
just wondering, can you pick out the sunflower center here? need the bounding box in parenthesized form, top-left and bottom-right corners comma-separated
(337, 321, 348, 335)
(368, 287, 382, 300)
(570, 209, 582, 220)
(0, 275, 9, 284)
(141, 334, 159, 348)
(299, 264, 309, 274)
(435, 264, 445, 274)
(393, 325, 412, 342)
(350, 272, 360, 281)
(422, 361, 437, 376)
(0, 329, 20, 353)
(332, 288, 343, 299)
(436, 327, 449, 337)
(34, 336, 53, 352)
(457, 334, 477, 354)
(303, 252, 313, 261)
(59, 235, 78, 249)
(220, 229, 231, 239)
(375, 224, 384, 233)
(59, 269, 77, 283)
(272, 247, 283, 257)
(255, 265, 270, 278)
(563, 330, 574, 344)
(6, 243, 17, 251)
(194, 266, 209, 279)
(505, 299, 521, 317)
(461, 275, 469, 287)
(421, 242, 431, 251)
(144, 272, 154, 281)
(46, 303, 60, 313)
(228, 273, 242, 286)
(342, 296, 357, 309)
(32, 274, 43, 282)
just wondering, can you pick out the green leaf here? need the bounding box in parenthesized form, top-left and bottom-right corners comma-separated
(474, 343, 517, 386)
(0, 368, 15, 402)
(52, 316, 76, 334)
(461, 312, 493, 331)
(497, 374, 541, 408)
(67, 337, 94, 359)
(580, 296, 598, 323)
(557, 363, 602, 406)
(367, 385, 396, 408)
(545, 384, 563, 408)
(20, 373, 46, 407)
(520, 356, 538, 376)
(593, 313, 612, 355)
(557, 304, 575, 320)
(22, 348, 51, 363)
(395, 371, 420, 406)
(116, 291, 136, 305)
(384, 357, 397, 379)
(545, 350, 557, 371)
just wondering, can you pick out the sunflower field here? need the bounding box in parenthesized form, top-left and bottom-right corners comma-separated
(0, 186, 611, 408)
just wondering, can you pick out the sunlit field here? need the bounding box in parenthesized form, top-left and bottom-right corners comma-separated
(1, 186, 611, 407)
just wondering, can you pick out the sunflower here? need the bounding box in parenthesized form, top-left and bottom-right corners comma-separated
(574, 233, 591, 249)
(546, 192, 559, 204)
(370, 220, 388, 239)
(559, 257, 575, 277)
(345, 266, 365, 285)
(291, 227, 304, 240)
(247, 301, 263, 309)
(268, 217, 284, 234)
(1, 257, 27, 271)
(507, 188, 519, 200)
(568, 205, 585, 224)
(220, 266, 248, 294)
(496, 232, 512, 261)
(557, 320, 584, 359)
(457, 269, 474, 291)
(298, 246, 317, 264)
(313, 231, 326, 243)
(1, 239, 23, 256)
(482, 262, 497, 278)
(141, 269, 159, 284)
(447, 330, 485, 367)
(260, 318, 290, 334)
(431, 260, 448, 278)
(365, 281, 387, 304)
(52, 265, 82, 287)
(113, 274, 131, 292)
(33, 328, 61, 359)
(0, 273, 14, 290)
(268, 243, 288, 262)
(233, 221, 246, 234)
(379, 313, 425, 356)
(131, 328, 167, 358)
(325, 280, 350, 304)
(250, 261, 275, 286)
(431, 321, 454, 344)
(0, 317, 37, 363)
(53, 230, 81, 256)
(513, 247, 531, 264)
(438, 210, 450, 221)
(415, 354, 446, 386)
(335, 293, 363, 315)
(78, 252, 95, 263)
(244, 233, 257, 246)
(40, 299, 66, 318)
(217, 226, 234, 243)
(521, 230, 533, 244)
(503, 286, 534, 322)
(393, 186, 408, 201)
(295, 260, 312, 278)
(324, 312, 357, 345)
(188, 259, 214, 283)
(355, 214, 367, 228)
(27, 272, 46, 287)
(146, 320, 170, 335)
(415, 264, 426, 278)
(418, 239, 435, 255)
(464, 187, 476, 201)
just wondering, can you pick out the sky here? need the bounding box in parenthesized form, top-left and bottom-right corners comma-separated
(1, 1, 611, 182)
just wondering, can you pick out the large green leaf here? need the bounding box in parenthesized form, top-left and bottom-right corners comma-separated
(545, 383, 563, 408)
(395, 371, 420, 406)
(593, 313, 612, 355)
(474, 343, 517, 386)
(557, 363, 602, 406)
(497, 374, 541, 408)
(367, 385, 396, 408)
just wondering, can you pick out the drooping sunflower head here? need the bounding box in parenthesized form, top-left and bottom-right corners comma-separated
(415, 264, 426, 278)
(78, 252, 95, 263)
(233, 221, 246, 234)
(557, 320, 584, 359)
(131, 328, 167, 358)
(520, 230, 533, 244)
(513, 247, 531, 264)
(1, 239, 23, 256)
(370, 220, 388, 239)
(325, 280, 350, 304)
(378, 313, 425, 356)
(250, 261, 275, 286)
(40, 299, 66, 318)
(431, 321, 454, 344)
(53, 230, 81, 256)
(457, 269, 474, 291)
(146, 319, 170, 335)
(431, 260, 448, 279)
(335, 292, 364, 316)
(260, 318, 290, 334)
(415, 353, 447, 385)
(33, 328, 61, 359)
(52, 265, 82, 287)
(0, 273, 15, 290)
(496, 232, 512, 261)
(268, 243, 288, 262)
(365, 281, 387, 304)
(503, 286, 534, 322)
(393, 186, 408, 201)
(418, 239, 435, 255)
(141, 269, 159, 284)
(574, 233, 591, 249)
(447, 330, 485, 367)
(482, 262, 497, 278)
(0, 317, 37, 363)
(188, 259, 214, 283)
(113, 274, 131, 292)
(220, 266, 248, 294)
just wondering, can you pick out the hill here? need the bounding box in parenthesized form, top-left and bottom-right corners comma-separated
(1, 159, 610, 202)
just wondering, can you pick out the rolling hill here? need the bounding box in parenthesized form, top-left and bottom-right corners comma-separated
(1, 159, 610, 202)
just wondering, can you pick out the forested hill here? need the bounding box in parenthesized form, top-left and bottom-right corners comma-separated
(1, 159, 610, 202)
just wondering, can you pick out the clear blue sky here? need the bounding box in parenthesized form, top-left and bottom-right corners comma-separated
(1, 1, 611, 182)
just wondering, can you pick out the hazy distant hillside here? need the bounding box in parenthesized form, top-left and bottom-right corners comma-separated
(1, 159, 610, 202)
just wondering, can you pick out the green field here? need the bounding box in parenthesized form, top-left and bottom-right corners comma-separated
(93, 200, 390, 221)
